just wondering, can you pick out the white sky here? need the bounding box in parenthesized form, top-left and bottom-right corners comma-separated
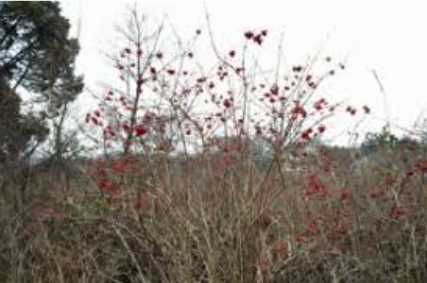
(60, 0, 427, 144)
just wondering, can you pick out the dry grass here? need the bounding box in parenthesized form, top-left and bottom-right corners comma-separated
(1, 144, 427, 283)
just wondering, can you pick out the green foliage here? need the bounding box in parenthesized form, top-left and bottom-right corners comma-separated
(0, 1, 83, 161)
(361, 126, 399, 155)
(0, 77, 48, 162)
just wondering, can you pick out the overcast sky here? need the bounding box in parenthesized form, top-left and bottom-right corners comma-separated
(61, 1, 427, 144)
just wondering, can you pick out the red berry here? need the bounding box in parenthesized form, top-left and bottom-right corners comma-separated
(135, 125, 148, 137)
(244, 31, 254, 40)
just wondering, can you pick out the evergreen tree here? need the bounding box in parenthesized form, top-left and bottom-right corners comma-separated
(0, 1, 83, 161)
